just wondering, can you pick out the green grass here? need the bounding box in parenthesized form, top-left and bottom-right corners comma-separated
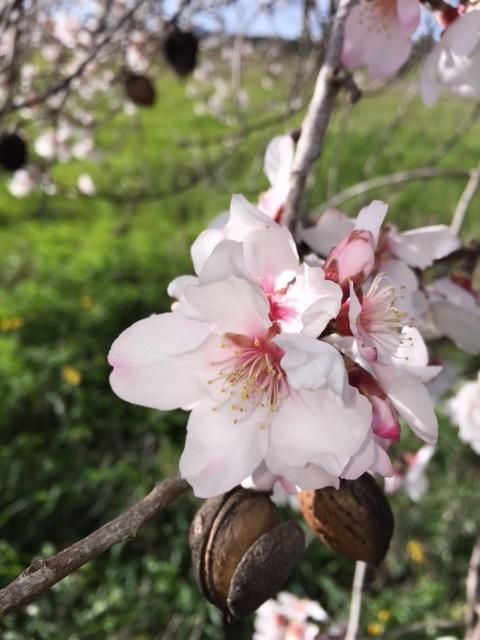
(0, 59, 479, 640)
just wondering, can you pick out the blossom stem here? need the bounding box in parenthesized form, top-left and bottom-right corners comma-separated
(0, 475, 189, 617)
(451, 164, 480, 236)
(282, 0, 359, 232)
(344, 560, 367, 640)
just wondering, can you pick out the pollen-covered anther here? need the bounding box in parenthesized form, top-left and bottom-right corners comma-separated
(359, 275, 408, 355)
(209, 327, 287, 424)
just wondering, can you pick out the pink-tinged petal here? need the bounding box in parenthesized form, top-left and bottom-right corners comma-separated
(198, 239, 243, 284)
(378, 257, 420, 318)
(208, 211, 229, 230)
(285, 264, 342, 337)
(263, 135, 294, 187)
(109, 313, 212, 410)
(397, 0, 421, 36)
(300, 208, 354, 256)
(180, 398, 266, 497)
(430, 301, 480, 355)
(270, 387, 372, 473)
(444, 9, 480, 58)
(265, 450, 340, 490)
(420, 48, 442, 106)
(167, 275, 198, 301)
(342, 433, 393, 480)
(275, 333, 347, 396)
(191, 228, 225, 275)
(394, 327, 429, 368)
(242, 226, 299, 289)
(348, 284, 377, 362)
(388, 225, 460, 269)
(227, 194, 274, 237)
(354, 200, 388, 245)
(342, 2, 415, 78)
(257, 187, 285, 221)
(374, 365, 438, 445)
(183, 276, 270, 337)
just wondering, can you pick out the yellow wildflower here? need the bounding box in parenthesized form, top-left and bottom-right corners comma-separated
(377, 610, 391, 623)
(406, 539, 426, 565)
(80, 295, 95, 310)
(367, 622, 385, 636)
(62, 366, 82, 387)
(0, 316, 24, 332)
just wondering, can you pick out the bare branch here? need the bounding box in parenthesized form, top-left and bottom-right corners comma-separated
(282, 0, 359, 230)
(313, 166, 473, 216)
(2, 0, 148, 115)
(451, 164, 480, 236)
(0, 475, 189, 618)
(465, 536, 480, 640)
(345, 561, 367, 640)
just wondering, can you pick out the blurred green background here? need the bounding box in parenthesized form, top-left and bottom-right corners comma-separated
(0, 60, 480, 639)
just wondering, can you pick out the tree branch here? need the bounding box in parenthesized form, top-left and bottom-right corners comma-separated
(313, 166, 473, 215)
(282, 0, 358, 230)
(451, 164, 480, 236)
(0, 474, 189, 617)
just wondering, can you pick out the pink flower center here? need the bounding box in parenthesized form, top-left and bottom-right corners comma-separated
(208, 324, 287, 425)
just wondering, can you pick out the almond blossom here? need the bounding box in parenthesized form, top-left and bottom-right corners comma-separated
(301, 204, 460, 319)
(109, 196, 441, 498)
(448, 373, 480, 454)
(420, 276, 480, 355)
(257, 135, 295, 224)
(341, 0, 421, 79)
(109, 197, 376, 497)
(384, 444, 435, 501)
(421, 6, 480, 106)
(253, 592, 328, 640)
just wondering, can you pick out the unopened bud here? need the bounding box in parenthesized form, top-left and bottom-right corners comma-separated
(324, 230, 376, 289)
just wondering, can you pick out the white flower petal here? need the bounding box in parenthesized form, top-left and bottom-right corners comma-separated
(108, 313, 212, 410)
(270, 387, 372, 473)
(183, 276, 270, 336)
(388, 225, 460, 269)
(300, 208, 354, 256)
(275, 333, 347, 395)
(374, 364, 438, 444)
(180, 398, 266, 497)
(354, 200, 388, 245)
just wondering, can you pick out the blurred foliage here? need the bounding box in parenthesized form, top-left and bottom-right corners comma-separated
(0, 51, 480, 640)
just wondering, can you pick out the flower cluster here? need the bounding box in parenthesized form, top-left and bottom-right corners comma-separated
(253, 592, 328, 640)
(109, 194, 440, 498)
(301, 206, 480, 356)
(341, 0, 480, 106)
(448, 372, 480, 454)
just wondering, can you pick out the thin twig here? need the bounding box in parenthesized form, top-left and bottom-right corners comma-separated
(345, 561, 367, 640)
(282, 0, 359, 230)
(465, 536, 480, 640)
(426, 101, 480, 166)
(313, 166, 472, 215)
(451, 164, 480, 236)
(0, 475, 189, 617)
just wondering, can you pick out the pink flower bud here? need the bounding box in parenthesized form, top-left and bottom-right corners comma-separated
(348, 363, 400, 443)
(324, 230, 376, 289)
